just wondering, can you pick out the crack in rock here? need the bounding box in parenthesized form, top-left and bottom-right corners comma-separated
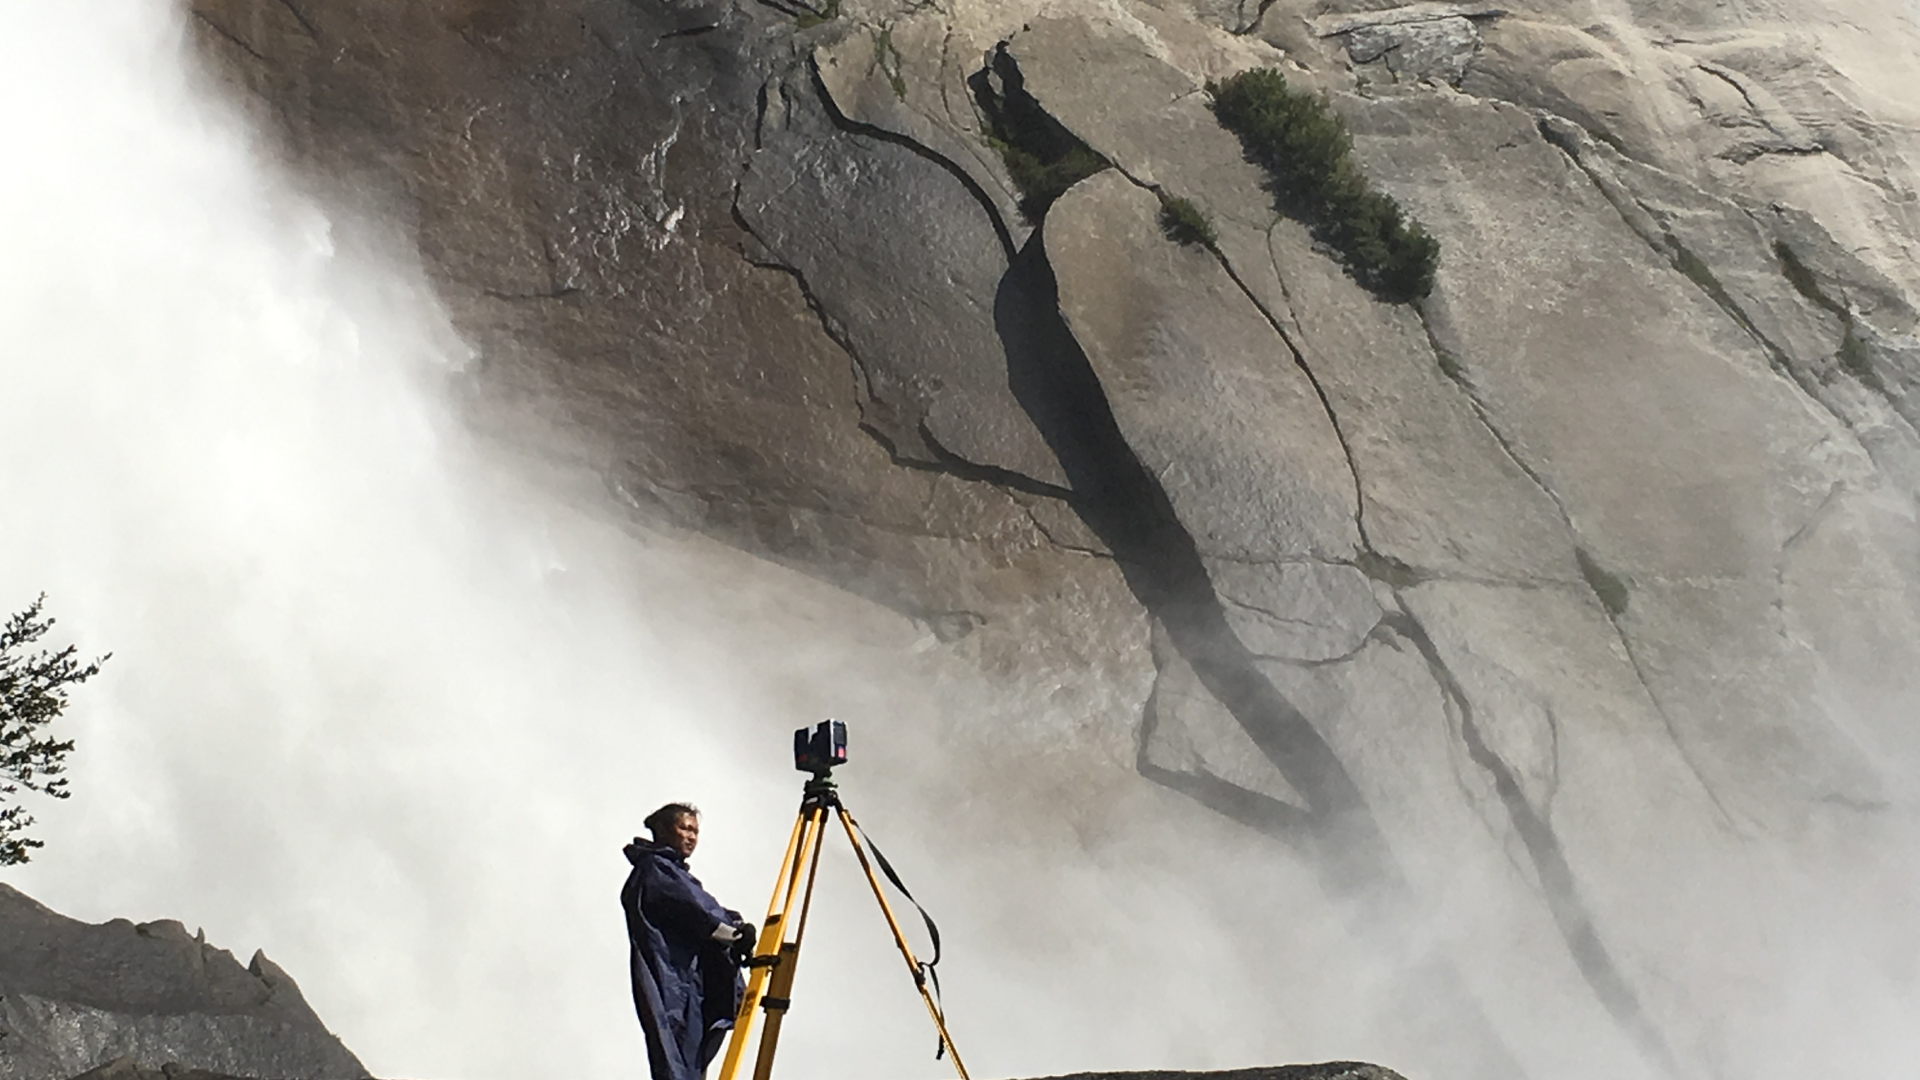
(1535, 113, 1904, 463)
(191, 10, 268, 63)
(1693, 62, 1822, 159)
(274, 0, 317, 39)
(1380, 600, 1683, 1080)
(1423, 123, 1838, 829)
(812, 52, 1018, 260)
(735, 66, 1069, 487)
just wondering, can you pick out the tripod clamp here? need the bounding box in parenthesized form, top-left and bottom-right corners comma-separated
(799, 771, 840, 809)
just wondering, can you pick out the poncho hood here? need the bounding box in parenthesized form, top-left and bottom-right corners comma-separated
(625, 837, 685, 868)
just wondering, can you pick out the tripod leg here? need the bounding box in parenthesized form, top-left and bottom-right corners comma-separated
(717, 804, 825, 1080)
(750, 813, 828, 1080)
(835, 806, 972, 1080)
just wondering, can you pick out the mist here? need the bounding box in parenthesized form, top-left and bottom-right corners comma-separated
(2, 5, 1918, 1080)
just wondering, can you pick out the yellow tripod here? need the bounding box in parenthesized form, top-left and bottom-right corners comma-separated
(715, 772, 969, 1080)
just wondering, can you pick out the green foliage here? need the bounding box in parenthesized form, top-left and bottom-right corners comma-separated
(872, 28, 907, 100)
(794, 0, 840, 30)
(1354, 549, 1423, 589)
(1206, 68, 1439, 302)
(1158, 194, 1217, 248)
(1838, 326, 1876, 386)
(1, 596, 106, 865)
(1776, 240, 1825, 305)
(1575, 549, 1630, 618)
(987, 137, 1108, 221)
(1776, 241, 1885, 392)
(973, 48, 1110, 221)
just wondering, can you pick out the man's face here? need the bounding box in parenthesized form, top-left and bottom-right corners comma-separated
(661, 813, 699, 858)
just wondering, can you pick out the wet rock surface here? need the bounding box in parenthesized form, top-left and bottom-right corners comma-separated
(0, 886, 365, 1080)
(181, 1, 1920, 1078)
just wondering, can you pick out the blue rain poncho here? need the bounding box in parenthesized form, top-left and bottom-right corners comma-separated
(621, 839, 747, 1080)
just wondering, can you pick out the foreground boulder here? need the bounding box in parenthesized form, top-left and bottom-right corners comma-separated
(1033, 1067, 1406, 1080)
(0, 885, 365, 1080)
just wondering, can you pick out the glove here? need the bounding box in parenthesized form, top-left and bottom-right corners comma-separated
(727, 921, 758, 967)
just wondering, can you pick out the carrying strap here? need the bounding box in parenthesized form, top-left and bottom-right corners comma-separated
(847, 817, 948, 1060)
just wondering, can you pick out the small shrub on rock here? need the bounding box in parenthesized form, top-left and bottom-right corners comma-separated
(1575, 548, 1630, 618)
(1776, 240, 1885, 391)
(1207, 68, 1439, 302)
(973, 46, 1110, 221)
(988, 137, 1109, 221)
(1158, 194, 1217, 248)
(794, 0, 840, 29)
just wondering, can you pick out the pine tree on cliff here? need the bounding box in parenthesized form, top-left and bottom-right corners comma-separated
(1, 595, 106, 865)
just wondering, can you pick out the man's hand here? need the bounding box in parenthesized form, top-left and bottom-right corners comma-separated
(727, 921, 758, 966)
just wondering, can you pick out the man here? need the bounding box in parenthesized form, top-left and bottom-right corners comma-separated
(621, 803, 755, 1080)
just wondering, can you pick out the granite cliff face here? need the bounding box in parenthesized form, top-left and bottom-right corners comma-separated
(180, 1, 1920, 1078)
